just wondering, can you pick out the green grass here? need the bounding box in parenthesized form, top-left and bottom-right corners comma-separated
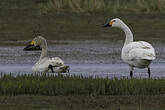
(0, 73, 164, 96)
(0, 74, 164, 109)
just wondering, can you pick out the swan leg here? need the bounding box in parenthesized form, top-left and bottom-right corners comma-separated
(148, 67, 151, 78)
(48, 64, 54, 73)
(130, 67, 133, 78)
(130, 70, 133, 78)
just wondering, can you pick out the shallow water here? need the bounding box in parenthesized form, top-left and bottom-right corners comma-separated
(0, 63, 164, 78)
(0, 40, 164, 64)
(0, 40, 164, 78)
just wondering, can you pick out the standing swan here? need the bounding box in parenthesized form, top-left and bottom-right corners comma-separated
(104, 18, 156, 78)
(25, 36, 70, 73)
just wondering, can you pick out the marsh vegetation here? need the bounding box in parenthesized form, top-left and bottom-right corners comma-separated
(0, 73, 164, 96)
(39, 0, 165, 13)
(0, 74, 164, 110)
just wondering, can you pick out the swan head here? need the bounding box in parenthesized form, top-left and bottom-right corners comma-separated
(23, 36, 44, 51)
(104, 18, 125, 28)
(32, 36, 45, 46)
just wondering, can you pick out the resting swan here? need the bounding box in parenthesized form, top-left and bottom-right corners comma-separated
(104, 18, 156, 78)
(26, 36, 70, 73)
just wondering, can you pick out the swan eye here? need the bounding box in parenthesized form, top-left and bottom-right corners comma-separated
(109, 20, 116, 25)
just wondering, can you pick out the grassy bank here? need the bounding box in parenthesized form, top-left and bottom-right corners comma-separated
(0, 73, 164, 109)
(1, 0, 165, 13)
(0, 11, 165, 42)
(1, 0, 165, 17)
(0, 74, 164, 96)
(39, 0, 165, 14)
(1, 1, 165, 42)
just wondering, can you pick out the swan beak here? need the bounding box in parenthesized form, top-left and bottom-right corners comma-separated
(30, 40, 36, 45)
(23, 40, 41, 51)
(104, 23, 111, 27)
(23, 44, 41, 51)
(104, 21, 112, 27)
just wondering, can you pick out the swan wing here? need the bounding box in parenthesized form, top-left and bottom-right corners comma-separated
(125, 41, 156, 61)
(128, 48, 155, 61)
(126, 41, 153, 50)
(48, 57, 64, 67)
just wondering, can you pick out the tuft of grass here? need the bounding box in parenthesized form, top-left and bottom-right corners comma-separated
(0, 73, 164, 96)
(136, 0, 165, 13)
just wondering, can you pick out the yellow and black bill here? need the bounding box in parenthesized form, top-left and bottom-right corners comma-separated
(23, 40, 41, 51)
(104, 20, 113, 27)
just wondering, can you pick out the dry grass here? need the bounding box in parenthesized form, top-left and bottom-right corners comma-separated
(38, 0, 165, 13)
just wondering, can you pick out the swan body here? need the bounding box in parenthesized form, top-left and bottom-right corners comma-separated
(32, 57, 68, 73)
(104, 18, 156, 78)
(122, 41, 155, 68)
(29, 36, 69, 73)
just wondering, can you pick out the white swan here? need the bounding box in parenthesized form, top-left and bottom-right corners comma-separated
(104, 18, 156, 78)
(27, 36, 70, 73)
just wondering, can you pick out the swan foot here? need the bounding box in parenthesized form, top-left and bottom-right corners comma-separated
(130, 70, 133, 78)
(48, 64, 54, 73)
(148, 67, 151, 78)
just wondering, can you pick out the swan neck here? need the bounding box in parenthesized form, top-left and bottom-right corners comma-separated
(39, 39, 48, 60)
(122, 24, 133, 46)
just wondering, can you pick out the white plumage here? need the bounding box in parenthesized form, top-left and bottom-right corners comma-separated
(104, 18, 156, 78)
(30, 36, 69, 73)
(32, 57, 66, 73)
